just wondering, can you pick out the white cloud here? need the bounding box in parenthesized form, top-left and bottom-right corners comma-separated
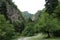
(12, 0, 45, 14)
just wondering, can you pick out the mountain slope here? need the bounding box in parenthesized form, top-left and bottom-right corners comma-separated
(22, 11, 33, 20)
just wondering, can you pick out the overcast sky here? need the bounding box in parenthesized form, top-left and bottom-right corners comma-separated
(12, 0, 45, 14)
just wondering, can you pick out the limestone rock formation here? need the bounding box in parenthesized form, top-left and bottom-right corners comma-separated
(0, 0, 23, 22)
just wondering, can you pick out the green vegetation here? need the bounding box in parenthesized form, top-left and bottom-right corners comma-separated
(0, 14, 18, 40)
(21, 0, 60, 38)
(45, 0, 58, 15)
(0, 0, 60, 40)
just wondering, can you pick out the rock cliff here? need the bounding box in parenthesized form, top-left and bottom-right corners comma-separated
(0, 0, 23, 22)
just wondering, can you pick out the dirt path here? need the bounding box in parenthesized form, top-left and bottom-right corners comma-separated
(18, 37, 31, 40)
(18, 33, 42, 40)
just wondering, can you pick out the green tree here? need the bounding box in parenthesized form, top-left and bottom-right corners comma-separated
(40, 15, 60, 37)
(53, 3, 60, 19)
(45, 0, 58, 15)
(35, 10, 60, 37)
(0, 14, 17, 40)
(13, 20, 25, 33)
(21, 18, 35, 36)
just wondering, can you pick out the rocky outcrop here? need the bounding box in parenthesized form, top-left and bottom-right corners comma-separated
(32, 11, 41, 21)
(0, 0, 23, 22)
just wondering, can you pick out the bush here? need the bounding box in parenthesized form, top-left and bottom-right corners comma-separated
(40, 14, 60, 37)
(0, 14, 18, 40)
(21, 22, 35, 37)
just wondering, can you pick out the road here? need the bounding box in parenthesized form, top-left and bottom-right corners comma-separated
(18, 33, 42, 40)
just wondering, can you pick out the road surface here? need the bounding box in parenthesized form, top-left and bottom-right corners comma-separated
(18, 34, 42, 40)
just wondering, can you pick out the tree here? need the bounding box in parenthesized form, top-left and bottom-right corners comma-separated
(53, 3, 60, 19)
(21, 22, 35, 36)
(0, 14, 17, 40)
(0, 2, 8, 20)
(13, 20, 25, 33)
(34, 10, 60, 37)
(45, 0, 58, 15)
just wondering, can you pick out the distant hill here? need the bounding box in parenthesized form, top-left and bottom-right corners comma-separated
(22, 11, 33, 20)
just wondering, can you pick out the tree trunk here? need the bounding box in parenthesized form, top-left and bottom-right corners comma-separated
(47, 32, 53, 38)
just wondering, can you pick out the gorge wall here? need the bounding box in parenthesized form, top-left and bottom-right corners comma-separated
(0, 0, 23, 22)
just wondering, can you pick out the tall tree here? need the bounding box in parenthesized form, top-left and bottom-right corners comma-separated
(45, 0, 58, 15)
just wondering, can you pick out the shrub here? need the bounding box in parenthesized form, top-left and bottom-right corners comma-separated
(0, 14, 18, 40)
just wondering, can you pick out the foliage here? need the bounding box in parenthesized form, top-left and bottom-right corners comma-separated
(35, 0, 60, 37)
(45, 0, 59, 15)
(40, 15, 60, 37)
(21, 19, 35, 36)
(34, 7, 60, 37)
(13, 20, 25, 33)
(0, 0, 60, 39)
(0, 14, 18, 40)
(53, 3, 60, 19)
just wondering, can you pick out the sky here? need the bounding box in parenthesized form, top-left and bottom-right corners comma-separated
(12, 0, 45, 14)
